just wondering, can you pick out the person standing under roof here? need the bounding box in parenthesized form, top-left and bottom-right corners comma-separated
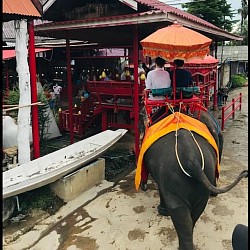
(138, 60, 146, 78)
(121, 65, 131, 81)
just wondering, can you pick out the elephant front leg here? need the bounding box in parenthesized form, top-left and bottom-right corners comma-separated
(158, 191, 170, 216)
(170, 207, 195, 250)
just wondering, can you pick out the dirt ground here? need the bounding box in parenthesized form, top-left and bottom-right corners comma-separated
(3, 86, 248, 250)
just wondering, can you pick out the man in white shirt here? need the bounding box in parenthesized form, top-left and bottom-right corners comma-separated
(140, 57, 171, 192)
(145, 57, 171, 100)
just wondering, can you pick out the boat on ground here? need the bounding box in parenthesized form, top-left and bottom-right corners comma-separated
(3, 129, 127, 199)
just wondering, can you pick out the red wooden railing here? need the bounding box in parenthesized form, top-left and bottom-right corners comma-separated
(221, 93, 242, 131)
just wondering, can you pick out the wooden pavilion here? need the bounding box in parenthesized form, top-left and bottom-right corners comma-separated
(35, 0, 243, 157)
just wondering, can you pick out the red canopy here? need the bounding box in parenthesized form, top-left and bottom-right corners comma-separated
(185, 55, 218, 65)
(184, 55, 218, 76)
(2, 48, 52, 60)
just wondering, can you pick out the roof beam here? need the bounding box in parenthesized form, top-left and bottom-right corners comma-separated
(119, 0, 138, 11)
(166, 13, 243, 41)
(43, 0, 57, 13)
(35, 11, 243, 42)
(35, 11, 170, 32)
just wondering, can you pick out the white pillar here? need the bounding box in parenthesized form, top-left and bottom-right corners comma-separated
(15, 19, 31, 164)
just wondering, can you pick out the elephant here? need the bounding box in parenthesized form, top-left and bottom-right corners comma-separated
(138, 109, 248, 250)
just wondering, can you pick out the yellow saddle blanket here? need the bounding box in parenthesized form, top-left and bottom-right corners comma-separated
(135, 112, 220, 190)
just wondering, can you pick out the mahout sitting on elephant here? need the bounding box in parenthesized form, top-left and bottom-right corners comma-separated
(136, 108, 248, 250)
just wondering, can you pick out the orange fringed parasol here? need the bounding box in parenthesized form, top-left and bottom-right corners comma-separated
(140, 22, 212, 62)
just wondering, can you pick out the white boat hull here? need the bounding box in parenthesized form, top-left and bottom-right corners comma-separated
(3, 129, 127, 199)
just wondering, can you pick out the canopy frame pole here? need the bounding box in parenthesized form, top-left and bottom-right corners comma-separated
(173, 64, 176, 105)
(213, 70, 218, 110)
(133, 25, 139, 158)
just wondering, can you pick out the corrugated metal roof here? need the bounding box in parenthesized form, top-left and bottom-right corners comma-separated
(217, 46, 248, 62)
(3, 20, 51, 42)
(136, 0, 224, 32)
(2, 21, 15, 41)
(35, 9, 242, 42)
(3, 0, 41, 17)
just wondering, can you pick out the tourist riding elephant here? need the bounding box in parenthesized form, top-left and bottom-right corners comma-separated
(138, 109, 248, 250)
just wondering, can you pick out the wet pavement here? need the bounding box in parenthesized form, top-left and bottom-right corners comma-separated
(3, 86, 248, 250)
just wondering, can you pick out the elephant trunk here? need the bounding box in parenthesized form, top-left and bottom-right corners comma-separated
(200, 170, 248, 194)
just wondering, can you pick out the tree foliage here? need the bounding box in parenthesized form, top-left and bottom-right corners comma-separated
(238, 0, 248, 34)
(231, 19, 248, 45)
(3, 84, 52, 143)
(241, 20, 248, 45)
(182, 0, 237, 32)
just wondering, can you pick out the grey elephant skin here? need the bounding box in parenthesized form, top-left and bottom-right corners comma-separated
(141, 110, 248, 250)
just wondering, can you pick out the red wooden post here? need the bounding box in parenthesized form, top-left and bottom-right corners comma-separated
(221, 106, 225, 131)
(196, 74, 199, 85)
(173, 65, 176, 104)
(66, 33, 74, 144)
(133, 25, 139, 158)
(28, 20, 40, 159)
(232, 98, 235, 119)
(240, 93, 242, 111)
(205, 86, 209, 107)
(213, 71, 218, 110)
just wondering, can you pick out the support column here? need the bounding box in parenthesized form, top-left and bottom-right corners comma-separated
(15, 19, 31, 164)
(133, 25, 139, 158)
(213, 71, 218, 110)
(28, 19, 40, 159)
(66, 33, 74, 144)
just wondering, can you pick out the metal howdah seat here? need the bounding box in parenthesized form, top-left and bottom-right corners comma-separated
(144, 86, 203, 125)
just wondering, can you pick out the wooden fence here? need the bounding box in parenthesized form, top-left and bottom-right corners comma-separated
(221, 93, 242, 131)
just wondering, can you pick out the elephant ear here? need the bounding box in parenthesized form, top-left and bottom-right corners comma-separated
(193, 110, 218, 133)
(192, 110, 224, 163)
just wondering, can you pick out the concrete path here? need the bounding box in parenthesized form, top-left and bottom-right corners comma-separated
(3, 86, 248, 250)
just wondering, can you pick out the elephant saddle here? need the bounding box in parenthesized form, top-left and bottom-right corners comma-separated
(135, 112, 220, 191)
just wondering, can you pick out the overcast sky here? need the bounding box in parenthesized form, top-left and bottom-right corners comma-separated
(159, 0, 241, 20)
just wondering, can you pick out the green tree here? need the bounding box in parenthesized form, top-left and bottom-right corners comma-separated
(238, 0, 248, 33)
(241, 20, 248, 45)
(231, 19, 248, 45)
(3, 84, 52, 143)
(182, 0, 237, 32)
